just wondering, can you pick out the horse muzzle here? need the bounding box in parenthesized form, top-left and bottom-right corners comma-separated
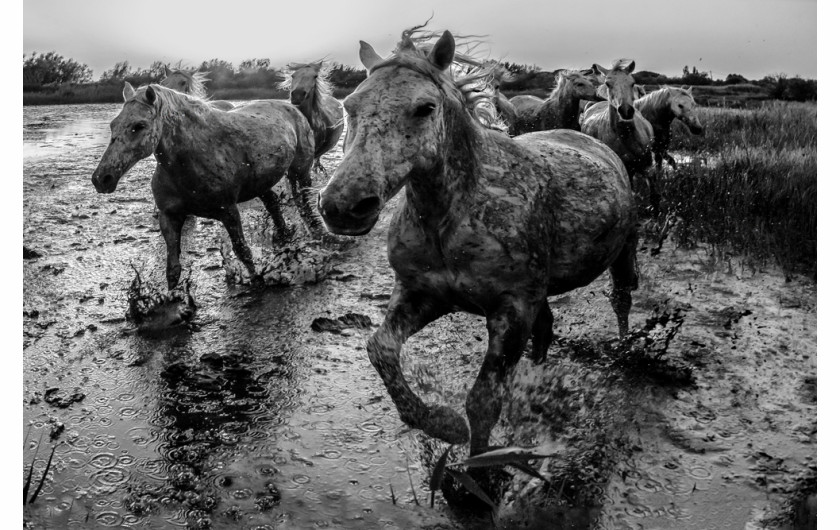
(317, 190, 381, 236)
(91, 171, 119, 194)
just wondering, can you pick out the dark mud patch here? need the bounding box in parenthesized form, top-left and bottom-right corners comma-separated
(311, 313, 374, 333)
(43, 387, 86, 408)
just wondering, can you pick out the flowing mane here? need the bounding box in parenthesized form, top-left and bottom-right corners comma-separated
(161, 69, 210, 99)
(370, 26, 507, 131)
(635, 85, 694, 113)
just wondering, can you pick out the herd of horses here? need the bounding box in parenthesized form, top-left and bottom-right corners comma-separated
(90, 28, 705, 457)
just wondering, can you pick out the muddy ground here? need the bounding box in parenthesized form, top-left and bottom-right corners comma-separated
(23, 103, 816, 529)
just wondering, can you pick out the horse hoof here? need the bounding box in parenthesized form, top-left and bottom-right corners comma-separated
(424, 405, 470, 445)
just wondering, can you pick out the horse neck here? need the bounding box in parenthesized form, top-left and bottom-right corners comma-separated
(636, 91, 674, 126)
(542, 78, 580, 128)
(608, 105, 638, 140)
(404, 105, 483, 231)
(153, 96, 213, 163)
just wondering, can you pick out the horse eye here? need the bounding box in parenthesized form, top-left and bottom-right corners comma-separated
(131, 123, 146, 133)
(413, 103, 436, 118)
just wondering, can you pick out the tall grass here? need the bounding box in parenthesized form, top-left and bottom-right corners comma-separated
(647, 101, 817, 278)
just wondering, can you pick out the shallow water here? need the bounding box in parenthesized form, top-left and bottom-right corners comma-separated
(23, 103, 816, 529)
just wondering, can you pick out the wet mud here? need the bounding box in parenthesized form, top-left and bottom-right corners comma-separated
(24, 104, 815, 529)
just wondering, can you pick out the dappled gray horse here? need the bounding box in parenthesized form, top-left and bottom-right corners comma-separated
(91, 83, 320, 289)
(318, 30, 638, 454)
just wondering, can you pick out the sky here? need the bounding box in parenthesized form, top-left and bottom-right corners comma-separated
(22, 0, 816, 80)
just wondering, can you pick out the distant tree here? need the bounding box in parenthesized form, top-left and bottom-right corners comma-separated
(100, 61, 136, 82)
(761, 74, 816, 101)
(23, 51, 92, 86)
(785, 77, 817, 101)
(682, 65, 712, 86)
(237, 58, 271, 73)
(199, 59, 235, 79)
(329, 64, 366, 89)
(725, 73, 748, 84)
(145, 60, 170, 81)
(633, 70, 669, 85)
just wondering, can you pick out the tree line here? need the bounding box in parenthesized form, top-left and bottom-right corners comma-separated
(23, 51, 816, 103)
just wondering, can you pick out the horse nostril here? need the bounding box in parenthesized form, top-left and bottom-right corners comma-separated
(349, 196, 381, 218)
(101, 174, 115, 187)
(619, 105, 635, 120)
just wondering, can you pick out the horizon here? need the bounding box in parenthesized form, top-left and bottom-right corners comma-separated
(23, 0, 816, 82)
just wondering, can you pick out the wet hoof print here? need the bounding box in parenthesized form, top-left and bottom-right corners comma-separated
(127, 265, 196, 332)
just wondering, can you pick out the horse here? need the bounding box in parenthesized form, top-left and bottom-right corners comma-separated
(580, 59, 654, 181)
(508, 67, 603, 135)
(91, 82, 322, 290)
(279, 61, 344, 172)
(634, 86, 704, 169)
(160, 66, 236, 111)
(317, 29, 638, 455)
(483, 62, 518, 129)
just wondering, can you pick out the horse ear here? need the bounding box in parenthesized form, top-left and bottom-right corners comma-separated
(164, 65, 172, 77)
(122, 81, 135, 102)
(594, 63, 609, 76)
(145, 86, 156, 104)
(429, 30, 456, 71)
(558, 69, 570, 78)
(687, 86, 693, 93)
(359, 40, 383, 73)
(626, 60, 636, 73)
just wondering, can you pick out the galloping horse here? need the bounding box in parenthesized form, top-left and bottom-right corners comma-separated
(318, 30, 638, 454)
(279, 62, 344, 172)
(509, 67, 602, 135)
(161, 66, 236, 111)
(634, 86, 704, 169)
(580, 60, 654, 180)
(91, 83, 321, 289)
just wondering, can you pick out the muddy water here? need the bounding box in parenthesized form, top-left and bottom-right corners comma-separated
(23, 103, 815, 529)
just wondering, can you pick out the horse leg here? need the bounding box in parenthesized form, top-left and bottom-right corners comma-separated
(287, 164, 325, 238)
(467, 298, 535, 455)
(609, 231, 639, 337)
(367, 284, 465, 443)
(648, 169, 662, 217)
(217, 206, 258, 281)
(158, 211, 186, 290)
(529, 299, 553, 364)
(258, 190, 291, 242)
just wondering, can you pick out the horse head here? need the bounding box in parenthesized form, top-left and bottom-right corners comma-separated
(671, 87, 704, 135)
(595, 59, 638, 121)
(91, 82, 162, 193)
(318, 31, 468, 235)
(286, 62, 323, 106)
(558, 69, 602, 101)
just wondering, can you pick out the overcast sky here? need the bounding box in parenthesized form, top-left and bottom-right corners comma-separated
(23, 0, 816, 80)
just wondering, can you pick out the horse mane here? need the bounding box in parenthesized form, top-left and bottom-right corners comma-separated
(549, 69, 588, 98)
(635, 85, 694, 111)
(370, 25, 507, 132)
(163, 69, 209, 99)
(131, 84, 213, 120)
